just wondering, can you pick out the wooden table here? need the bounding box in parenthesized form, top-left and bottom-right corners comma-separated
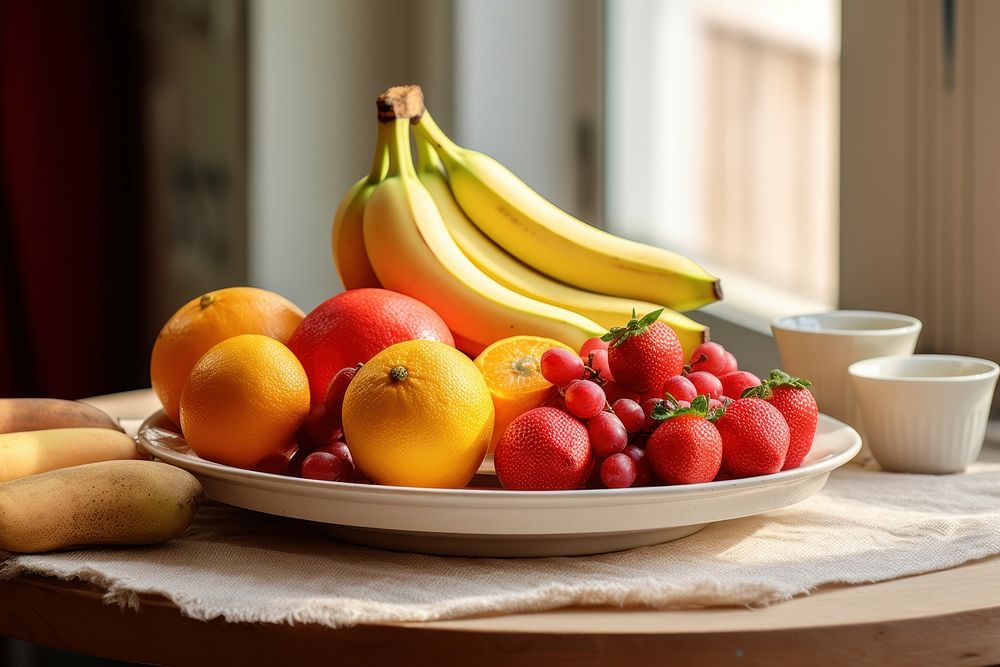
(2, 390, 999, 666)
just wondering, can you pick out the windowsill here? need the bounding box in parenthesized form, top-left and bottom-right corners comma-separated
(695, 266, 835, 337)
(608, 230, 836, 337)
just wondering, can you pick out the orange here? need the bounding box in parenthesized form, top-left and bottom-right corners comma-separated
(151, 286, 304, 425)
(179, 334, 310, 469)
(474, 336, 574, 454)
(342, 340, 494, 488)
(287, 288, 454, 404)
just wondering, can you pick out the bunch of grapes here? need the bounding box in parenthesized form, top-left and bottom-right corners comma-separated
(540, 340, 654, 489)
(289, 365, 367, 483)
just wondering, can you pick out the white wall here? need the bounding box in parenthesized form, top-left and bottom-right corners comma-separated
(249, 0, 599, 312)
(454, 0, 578, 214)
(606, 0, 699, 244)
(248, 0, 451, 312)
(840, 0, 1000, 368)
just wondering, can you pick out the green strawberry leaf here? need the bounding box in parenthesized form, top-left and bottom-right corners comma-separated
(651, 392, 714, 421)
(600, 307, 665, 348)
(741, 383, 771, 400)
(765, 369, 813, 389)
(650, 403, 672, 420)
(599, 326, 626, 344)
(741, 369, 812, 399)
(689, 394, 710, 413)
(637, 308, 664, 328)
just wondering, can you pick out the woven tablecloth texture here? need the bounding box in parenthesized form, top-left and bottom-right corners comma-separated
(3, 461, 1000, 628)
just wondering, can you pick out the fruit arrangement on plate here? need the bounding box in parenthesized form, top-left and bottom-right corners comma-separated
(146, 84, 819, 494)
(0, 85, 850, 558)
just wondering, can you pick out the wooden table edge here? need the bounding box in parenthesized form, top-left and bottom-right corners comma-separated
(3, 572, 999, 666)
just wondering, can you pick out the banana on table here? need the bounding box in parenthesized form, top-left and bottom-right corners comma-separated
(0, 398, 202, 554)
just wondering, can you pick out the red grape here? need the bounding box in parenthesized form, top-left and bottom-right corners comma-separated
(585, 349, 613, 381)
(641, 397, 664, 432)
(541, 348, 585, 387)
(323, 365, 360, 427)
(301, 451, 347, 481)
(584, 461, 603, 488)
(323, 440, 354, 465)
(302, 402, 338, 445)
(286, 446, 309, 477)
(686, 371, 723, 399)
(623, 445, 654, 486)
(313, 441, 355, 480)
(254, 448, 295, 475)
(719, 370, 761, 400)
(689, 342, 729, 376)
(324, 365, 359, 407)
(721, 351, 739, 375)
(661, 375, 697, 403)
(604, 381, 639, 405)
(587, 411, 628, 457)
(708, 398, 725, 411)
(579, 336, 609, 357)
(612, 398, 644, 433)
(564, 380, 607, 419)
(600, 453, 637, 488)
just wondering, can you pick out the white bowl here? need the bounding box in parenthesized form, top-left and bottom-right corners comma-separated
(771, 311, 922, 428)
(848, 354, 999, 473)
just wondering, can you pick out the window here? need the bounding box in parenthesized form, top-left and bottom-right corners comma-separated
(839, 0, 1000, 370)
(605, 0, 840, 329)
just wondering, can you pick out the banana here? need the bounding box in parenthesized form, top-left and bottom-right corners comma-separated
(332, 119, 389, 289)
(0, 427, 143, 482)
(361, 89, 605, 355)
(0, 460, 202, 553)
(412, 110, 722, 312)
(0, 398, 122, 434)
(414, 137, 709, 357)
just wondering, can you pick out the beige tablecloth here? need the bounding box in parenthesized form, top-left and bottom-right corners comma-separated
(3, 461, 1000, 628)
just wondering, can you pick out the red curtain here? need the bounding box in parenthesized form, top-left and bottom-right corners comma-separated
(0, 0, 145, 399)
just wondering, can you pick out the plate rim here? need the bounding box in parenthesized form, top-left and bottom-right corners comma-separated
(137, 410, 861, 502)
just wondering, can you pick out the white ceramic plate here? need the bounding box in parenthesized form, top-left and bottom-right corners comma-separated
(137, 412, 860, 557)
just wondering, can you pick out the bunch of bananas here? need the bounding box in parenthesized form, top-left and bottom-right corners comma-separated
(332, 85, 721, 357)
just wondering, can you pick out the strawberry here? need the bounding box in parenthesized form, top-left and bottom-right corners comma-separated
(494, 407, 593, 490)
(602, 309, 684, 394)
(646, 395, 723, 484)
(743, 370, 818, 470)
(714, 397, 789, 477)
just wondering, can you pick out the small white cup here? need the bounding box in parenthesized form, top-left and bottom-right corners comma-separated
(771, 311, 922, 437)
(848, 355, 999, 473)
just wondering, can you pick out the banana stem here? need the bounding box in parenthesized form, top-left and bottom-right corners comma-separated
(414, 133, 445, 174)
(377, 85, 424, 122)
(385, 118, 417, 179)
(412, 110, 461, 164)
(367, 121, 390, 183)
